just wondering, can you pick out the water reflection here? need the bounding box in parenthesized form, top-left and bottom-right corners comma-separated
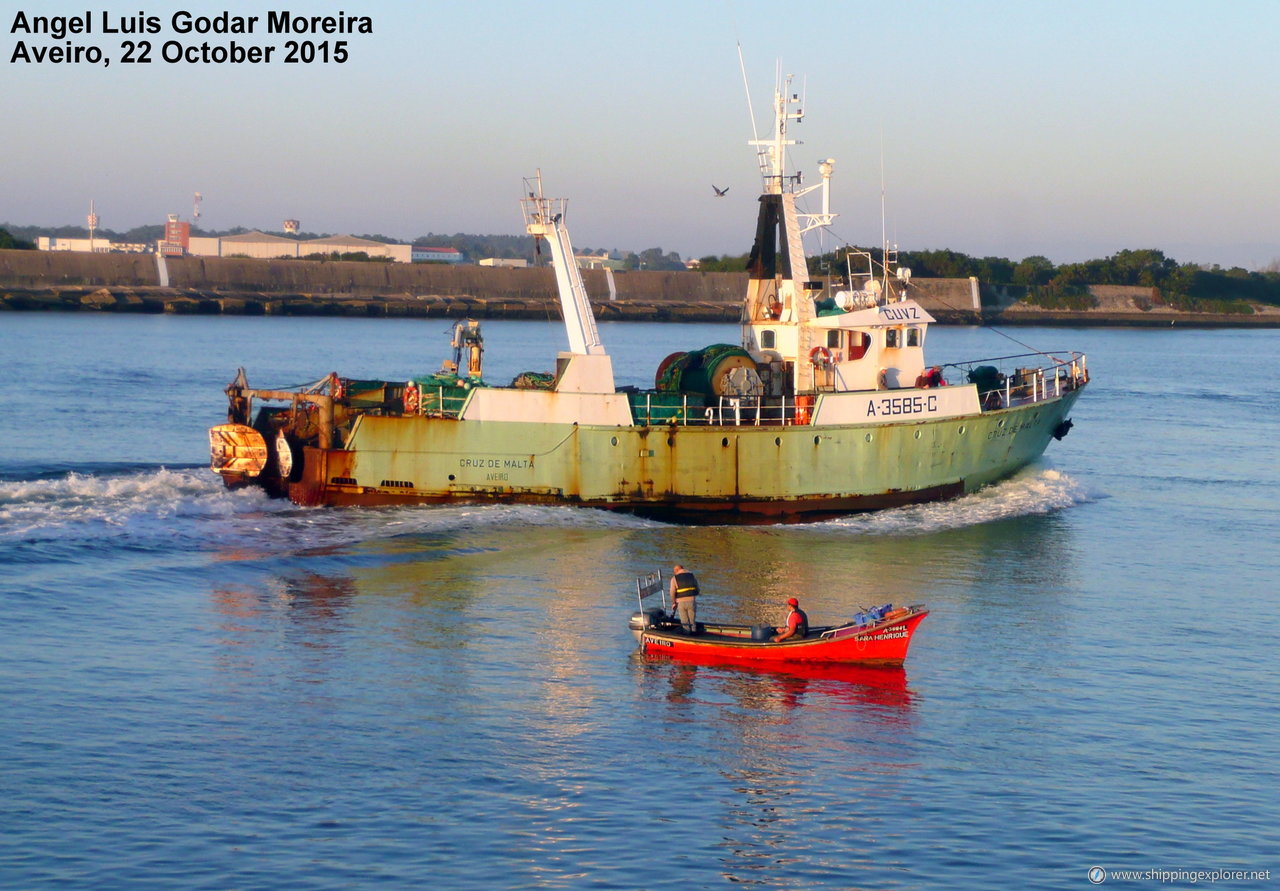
(635, 652, 915, 715)
(211, 572, 355, 636)
(631, 653, 918, 887)
(209, 572, 357, 682)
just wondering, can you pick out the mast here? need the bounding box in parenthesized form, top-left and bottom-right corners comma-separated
(742, 72, 838, 388)
(521, 171, 604, 356)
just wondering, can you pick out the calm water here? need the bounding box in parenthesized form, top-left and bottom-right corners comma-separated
(1, 314, 1277, 889)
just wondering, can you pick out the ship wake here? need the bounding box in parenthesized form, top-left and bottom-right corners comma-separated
(0, 465, 1094, 556)
(817, 467, 1095, 536)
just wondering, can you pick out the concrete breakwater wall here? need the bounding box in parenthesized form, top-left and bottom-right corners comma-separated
(0, 285, 744, 323)
(0, 249, 744, 303)
(3, 249, 1277, 325)
(0, 249, 979, 321)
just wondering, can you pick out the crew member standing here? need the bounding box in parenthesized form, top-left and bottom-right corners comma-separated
(773, 597, 809, 642)
(669, 564, 700, 633)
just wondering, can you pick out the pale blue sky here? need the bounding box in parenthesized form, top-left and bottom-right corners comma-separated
(4, 0, 1278, 268)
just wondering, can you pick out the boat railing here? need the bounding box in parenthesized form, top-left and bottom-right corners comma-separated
(819, 602, 928, 639)
(626, 351, 1086, 427)
(950, 351, 1089, 413)
(628, 392, 807, 428)
(330, 380, 473, 419)
(416, 386, 470, 418)
(351, 351, 1087, 426)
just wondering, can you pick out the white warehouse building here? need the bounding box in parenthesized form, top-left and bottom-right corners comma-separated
(194, 232, 412, 262)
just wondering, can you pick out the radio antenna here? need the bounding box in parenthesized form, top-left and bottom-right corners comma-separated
(737, 42, 766, 178)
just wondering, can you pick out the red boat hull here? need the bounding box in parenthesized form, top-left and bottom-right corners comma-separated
(639, 610, 927, 666)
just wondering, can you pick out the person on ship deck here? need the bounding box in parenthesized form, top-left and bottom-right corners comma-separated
(915, 366, 946, 388)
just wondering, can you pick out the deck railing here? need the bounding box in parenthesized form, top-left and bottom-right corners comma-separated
(415, 387, 470, 418)
(339, 351, 1088, 427)
(624, 351, 1088, 427)
(958, 350, 1089, 412)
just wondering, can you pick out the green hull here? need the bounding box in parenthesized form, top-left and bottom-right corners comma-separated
(287, 389, 1082, 522)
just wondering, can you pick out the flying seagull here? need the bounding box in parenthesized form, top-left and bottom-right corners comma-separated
(712, 185, 729, 197)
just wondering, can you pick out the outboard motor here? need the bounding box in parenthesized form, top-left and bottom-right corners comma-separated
(629, 608, 668, 643)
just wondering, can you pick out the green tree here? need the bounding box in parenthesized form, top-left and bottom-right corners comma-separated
(976, 256, 1015, 284)
(1013, 256, 1055, 286)
(629, 247, 685, 271)
(0, 227, 35, 250)
(698, 253, 748, 272)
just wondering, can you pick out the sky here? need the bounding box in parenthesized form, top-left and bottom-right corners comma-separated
(4, 0, 1279, 269)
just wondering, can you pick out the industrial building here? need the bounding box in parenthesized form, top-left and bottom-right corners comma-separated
(412, 246, 464, 264)
(193, 232, 412, 262)
(37, 236, 150, 253)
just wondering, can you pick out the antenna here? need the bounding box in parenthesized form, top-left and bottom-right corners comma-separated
(737, 43, 766, 179)
(880, 127, 887, 261)
(736, 43, 759, 143)
(87, 200, 98, 252)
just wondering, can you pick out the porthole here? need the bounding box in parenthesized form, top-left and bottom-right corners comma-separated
(814, 435, 821, 445)
(958, 425, 966, 435)
(774, 437, 782, 446)
(864, 433, 874, 443)
(721, 437, 730, 447)
(448, 474, 456, 481)
(914, 430, 922, 439)
(998, 419, 1007, 428)
(610, 436, 618, 446)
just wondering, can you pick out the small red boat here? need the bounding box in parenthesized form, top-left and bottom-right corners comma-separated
(628, 572, 928, 667)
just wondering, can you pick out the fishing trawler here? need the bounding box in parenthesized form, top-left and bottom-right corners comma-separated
(208, 76, 1087, 523)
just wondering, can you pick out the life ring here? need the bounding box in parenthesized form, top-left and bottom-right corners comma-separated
(808, 346, 833, 368)
(403, 381, 420, 414)
(329, 372, 345, 401)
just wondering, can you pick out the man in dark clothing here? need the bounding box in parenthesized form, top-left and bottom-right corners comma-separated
(669, 564, 699, 633)
(773, 597, 809, 642)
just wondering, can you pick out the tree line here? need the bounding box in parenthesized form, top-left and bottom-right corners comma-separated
(696, 246, 1280, 309)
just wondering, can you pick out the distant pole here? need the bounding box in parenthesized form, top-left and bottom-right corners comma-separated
(87, 200, 98, 253)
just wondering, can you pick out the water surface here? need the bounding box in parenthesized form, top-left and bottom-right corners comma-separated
(2, 315, 1276, 888)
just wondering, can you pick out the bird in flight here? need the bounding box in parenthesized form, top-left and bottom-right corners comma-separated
(712, 185, 729, 197)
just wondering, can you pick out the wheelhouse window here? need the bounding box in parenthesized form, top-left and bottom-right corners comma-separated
(885, 328, 900, 349)
(826, 330, 841, 349)
(906, 327, 921, 347)
(760, 329, 776, 349)
(847, 331, 871, 360)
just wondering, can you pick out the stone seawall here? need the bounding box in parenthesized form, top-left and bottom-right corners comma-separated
(3, 250, 1277, 326)
(0, 285, 742, 322)
(0, 249, 744, 302)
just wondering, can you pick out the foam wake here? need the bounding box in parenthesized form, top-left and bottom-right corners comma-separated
(0, 467, 657, 554)
(818, 468, 1095, 535)
(0, 467, 267, 542)
(0, 465, 1092, 553)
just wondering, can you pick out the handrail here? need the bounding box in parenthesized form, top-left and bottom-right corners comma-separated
(250, 351, 1086, 429)
(623, 350, 1087, 426)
